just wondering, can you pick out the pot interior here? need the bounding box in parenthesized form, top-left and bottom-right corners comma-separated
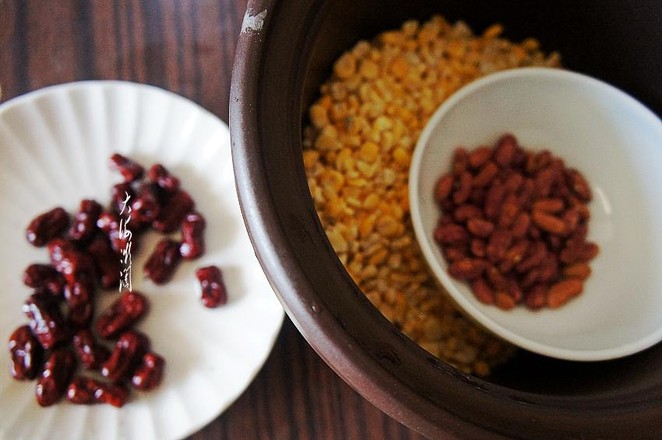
(236, 0, 662, 437)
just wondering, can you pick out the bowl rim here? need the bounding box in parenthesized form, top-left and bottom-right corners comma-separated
(409, 67, 662, 362)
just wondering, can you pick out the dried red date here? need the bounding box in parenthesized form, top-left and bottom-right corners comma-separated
(8, 325, 43, 380)
(26, 207, 70, 247)
(23, 292, 68, 349)
(101, 330, 150, 383)
(148, 163, 180, 193)
(196, 266, 228, 308)
(67, 376, 130, 407)
(23, 264, 65, 297)
(109, 153, 144, 182)
(35, 348, 76, 406)
(180, 211, 206, 259)
(97, 211, 131, 254)
(47, 238, 96, 285)
(86, 234, 121, 289)
(152, 189, 194, 233)
(144, 239, 182, 284)
(130, 183, 162, 226)
(64, 275, 96, 328)
(131, 352, 165, 391)
(73, 329, 110, 370)
(95, 291, 149, 339)
(68, 199, 102, 244)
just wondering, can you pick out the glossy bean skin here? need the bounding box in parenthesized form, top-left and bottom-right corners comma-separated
(35, 348, 76, 407)
(8, 325, 44, 380)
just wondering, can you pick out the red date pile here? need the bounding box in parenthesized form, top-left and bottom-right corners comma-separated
(434, 134, 599, 310)
(8, 154, 228, 408)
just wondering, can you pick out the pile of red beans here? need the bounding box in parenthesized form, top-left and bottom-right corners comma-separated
(434, 134, 599, 310)
(8, 154, 228, 407)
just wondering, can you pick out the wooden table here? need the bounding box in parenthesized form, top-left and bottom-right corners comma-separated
(0, 2, 427, 439)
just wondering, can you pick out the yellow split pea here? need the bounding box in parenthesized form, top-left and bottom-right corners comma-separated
(303, 15, 561, 375)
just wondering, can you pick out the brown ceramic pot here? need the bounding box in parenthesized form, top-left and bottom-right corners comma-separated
(230, 1, 662, 438)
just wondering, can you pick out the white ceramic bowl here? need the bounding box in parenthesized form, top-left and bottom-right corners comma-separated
(409, 67, 662, 361)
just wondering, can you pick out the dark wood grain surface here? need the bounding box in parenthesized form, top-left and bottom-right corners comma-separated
(0, 1, 427, 439)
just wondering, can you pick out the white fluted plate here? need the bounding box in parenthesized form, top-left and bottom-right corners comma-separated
(0, 81, 284, 440)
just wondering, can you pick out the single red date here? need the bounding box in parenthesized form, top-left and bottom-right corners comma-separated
(8, 325, 43, 380)
(35, 348, 76, 407)
(148, 163, 180, 193)
(101, 330, 151, 383)
(109, 153, 145, 182)
(152, 189, 194, 233)
(86, 234, 121, 289)
(144, 239, 182, 284)
(131, 352, 165, 391)
(68, 199, 102, 244)
(22, 263, 66, 298)
(26, 207, 70, 247)
(47, 238, 96, 285)
(67, 376, 129, 408)
(72, 329, 110, 370)
(22, 292, 68, 349)
(180, 211, 206, 259)
(95, 290, 149, 339)
(196, 265, 228, 308)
